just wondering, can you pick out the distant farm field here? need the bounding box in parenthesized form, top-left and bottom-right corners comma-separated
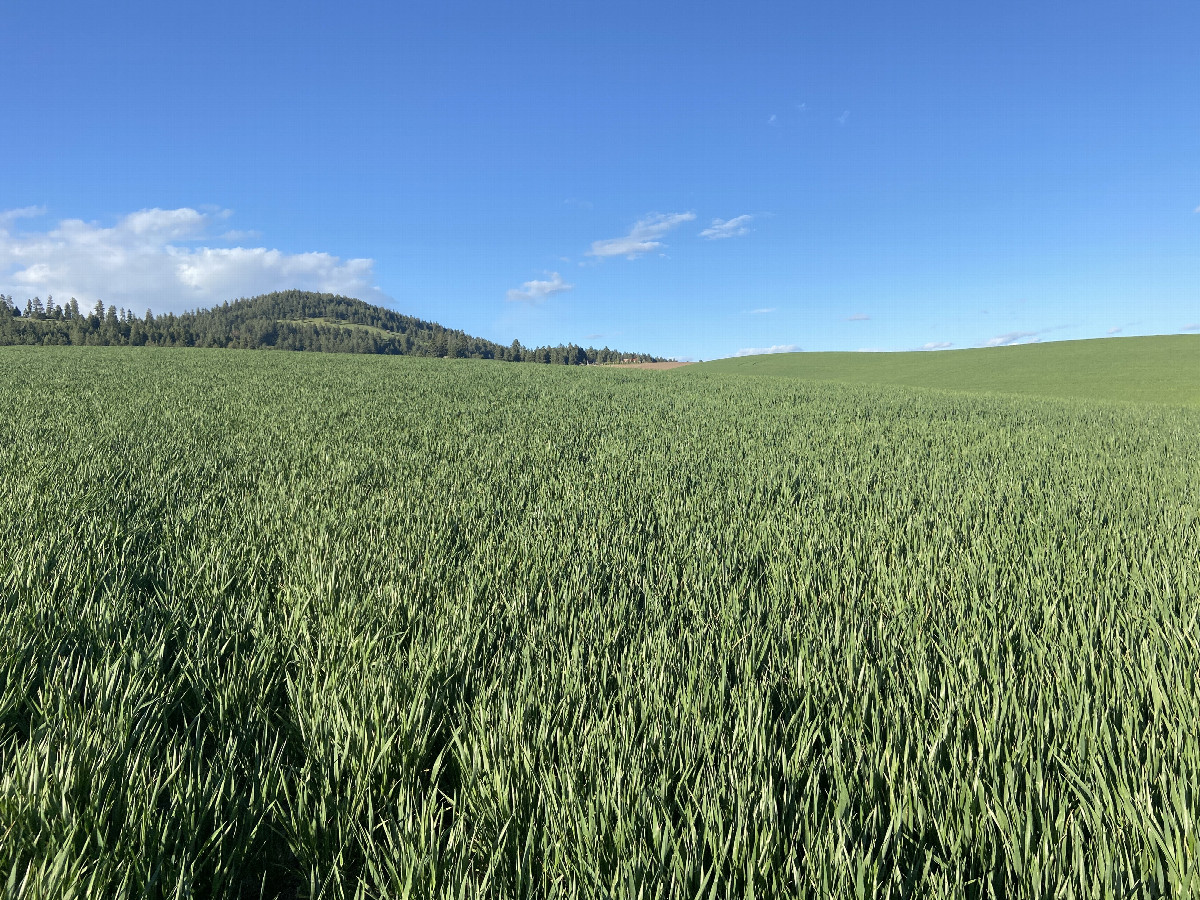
(2, 346, 1198, 898)
(699, 335, 1200, 405)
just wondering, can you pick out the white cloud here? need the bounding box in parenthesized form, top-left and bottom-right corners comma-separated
(123, 207, 206, 238)
(505, 271, 573, 303)
(735, 344, 799, 356)
(1107, 326, 1123, 335)
(748, 306, 776, 314)
(768, 114, 778, 126)
(847, 313, 869, 321)
(587, 212, 696, 260)
(919, 342, 953, 350)
(837, 110, 850, 125)
(700, 215, 753, 240)
(220, 229, 261, 242)
(1183, 323, 1200, 332)
(0, 207, 385, 314)
(796, 103, 807, 112)
(0, 206, 46, 228)
(985, 330, 1039, 347)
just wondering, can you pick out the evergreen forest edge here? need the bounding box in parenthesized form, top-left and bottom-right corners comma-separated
(0, 289, 661, 365)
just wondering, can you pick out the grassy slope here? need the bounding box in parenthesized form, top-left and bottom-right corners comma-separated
(696, 335, 1200, 405)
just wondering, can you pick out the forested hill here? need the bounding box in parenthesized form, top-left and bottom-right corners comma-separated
(0, 290, 661, 365)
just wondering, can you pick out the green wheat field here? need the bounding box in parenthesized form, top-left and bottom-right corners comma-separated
(2, 342, 1198, 898)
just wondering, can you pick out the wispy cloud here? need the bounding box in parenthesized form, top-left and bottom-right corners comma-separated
(584, 333, 604, 340)
(735, 344, 799, 357)
(837, 110, 850, 125)
(847, 313, 869, 321)
(748, 306, 776, 315)
(796, 102, 807, 112)
(767, 114, 778, 126)
(1107, 326, 1123, 335)
(1183, 323, 1200, 332)
(919, 342, 953, 350)
(700, 215, 753, 240)
(0, 207, 384, 314)
(587, 212, 696, 260)
(0, 206, 46, 228)
(985, 330, 1039, 347)
(506, 271, 573, 304)
(564, 197, 593, 210)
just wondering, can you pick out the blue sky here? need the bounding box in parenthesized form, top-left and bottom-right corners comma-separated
(2, 0, 1197, 359)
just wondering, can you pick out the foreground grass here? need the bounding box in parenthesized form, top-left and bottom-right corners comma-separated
(697, 334, 1200, 405)
(1, 347, 1198, 898)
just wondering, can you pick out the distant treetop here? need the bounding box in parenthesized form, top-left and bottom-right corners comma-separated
(0, 290, 660, 364)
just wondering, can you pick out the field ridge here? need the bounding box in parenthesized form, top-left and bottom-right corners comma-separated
(697, 334, 1200, 405)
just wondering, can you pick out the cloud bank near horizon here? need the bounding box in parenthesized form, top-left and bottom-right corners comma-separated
(735, 344, 800, 357)
(0, 207, 387, 315)
(985, 330, 1039, 347)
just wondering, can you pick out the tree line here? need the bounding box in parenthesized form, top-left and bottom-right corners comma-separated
(0, 290, 662, 365)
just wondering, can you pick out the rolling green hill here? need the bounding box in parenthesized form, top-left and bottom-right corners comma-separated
(697, 335, 1200, 405)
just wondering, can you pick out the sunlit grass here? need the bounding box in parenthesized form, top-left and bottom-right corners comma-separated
(697, 334, 1200, 405)
(2, 346, 1197, 898)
